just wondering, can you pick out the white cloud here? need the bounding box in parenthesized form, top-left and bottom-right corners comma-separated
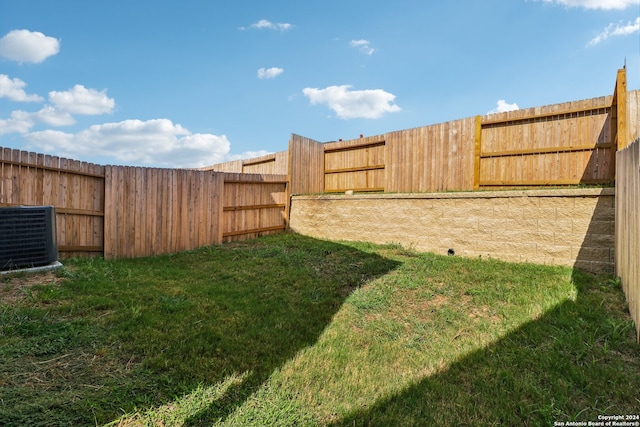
(587, 17, 640, 46)
(0, 83, 116, 135)
(49, 85, 115, 115)
(24, 119, 231, 168)
(303, 85, 401, 119)
(240, 19, 293, 31)
(257, 67, 284, 79)
(0, 105, 75, 133)
(488, 100, 520, 114)
(0, 29, 60, 64)
(23, 130, 74, 154)
(0, 74, 44, 102)
(33, 105, 76, 126)
(537, 0, 639, 9)
(0, 110, 34, 135)
(350, 39, 375, 55)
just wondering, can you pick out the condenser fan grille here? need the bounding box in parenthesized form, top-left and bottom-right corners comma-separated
(0, 206, 57, 271)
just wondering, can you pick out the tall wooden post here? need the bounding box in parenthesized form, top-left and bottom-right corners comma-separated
(616, 67, 628, 151)
(474, 115, 482, 190)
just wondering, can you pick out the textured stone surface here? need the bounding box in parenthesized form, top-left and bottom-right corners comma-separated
(290, 188, 615, 273)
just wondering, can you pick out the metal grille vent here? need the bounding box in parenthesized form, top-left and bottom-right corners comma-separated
(0, 206, 57, 271)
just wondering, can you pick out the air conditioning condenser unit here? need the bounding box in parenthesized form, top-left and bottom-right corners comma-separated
(0, 206, 58, 271)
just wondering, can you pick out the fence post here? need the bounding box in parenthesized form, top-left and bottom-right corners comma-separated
(103, 166, 113, 259)
(215, 172, 225, 244)
(616, 67, 628, 151)
(474, 115, 482, 190)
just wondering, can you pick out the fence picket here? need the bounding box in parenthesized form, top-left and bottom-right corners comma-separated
(615, 138, 640, 342)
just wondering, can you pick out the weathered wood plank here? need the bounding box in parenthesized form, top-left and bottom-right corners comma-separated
(615, 137, 640, 342)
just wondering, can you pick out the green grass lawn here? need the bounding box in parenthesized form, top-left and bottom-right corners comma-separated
(0, 233, 638, 426)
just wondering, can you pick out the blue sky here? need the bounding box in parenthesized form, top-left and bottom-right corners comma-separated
(1, 0, 639, 168)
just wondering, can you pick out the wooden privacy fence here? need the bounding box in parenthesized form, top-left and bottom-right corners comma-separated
(0, 148, 105, 257)
(104, 167, 287, 258)
(477, 96, 614, 188)
(477, 69, 629, 189)
(615, 137, 640, 342)
(287, 117, 478, 195)
(104, 166, 219, 259)
(268, 67, 636, 195)
(1, 151, 288, 259)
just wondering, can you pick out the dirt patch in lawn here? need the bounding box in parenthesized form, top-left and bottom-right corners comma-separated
(0, 271, 61, 304)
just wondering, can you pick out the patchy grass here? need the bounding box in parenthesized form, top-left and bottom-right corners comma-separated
(0, 233, 638, 426)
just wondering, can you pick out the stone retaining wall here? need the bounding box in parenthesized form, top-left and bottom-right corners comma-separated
(289, 188, 615, 273)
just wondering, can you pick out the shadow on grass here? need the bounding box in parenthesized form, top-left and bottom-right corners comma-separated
(330, 268, 640, 426)
(0, 234, 400, 426)
(163, 236, 402, 425)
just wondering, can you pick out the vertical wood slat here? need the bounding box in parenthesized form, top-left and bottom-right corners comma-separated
(11, 150, 20, 203)
(616, 67, 628, 151)
(627, 90, 640, 146)
(103, 166, 115, 259)
(474, 116, 482, 190)
(615, 138, 640, 343)
(442, 121, 451, 191)
(67, 160, 80, 257)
